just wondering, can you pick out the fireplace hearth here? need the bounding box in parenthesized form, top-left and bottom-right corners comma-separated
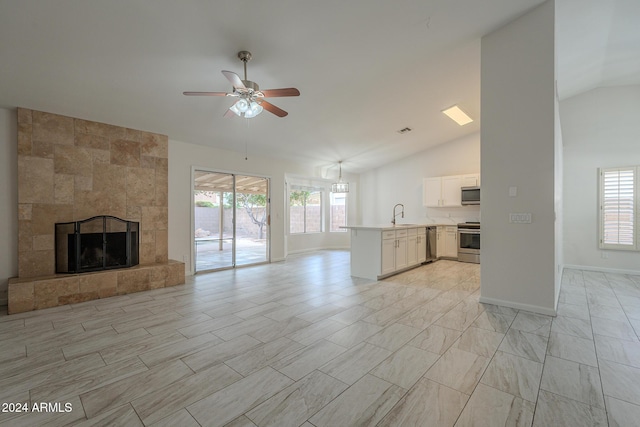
(55, 215, 139, 274)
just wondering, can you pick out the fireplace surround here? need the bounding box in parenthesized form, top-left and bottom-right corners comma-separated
(8, 108, 185, 314)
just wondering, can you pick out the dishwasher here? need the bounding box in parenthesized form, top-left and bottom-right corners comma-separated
(425, 226, 437, 263)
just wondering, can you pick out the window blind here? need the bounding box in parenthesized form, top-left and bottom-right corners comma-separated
(601, 167, 636, 248)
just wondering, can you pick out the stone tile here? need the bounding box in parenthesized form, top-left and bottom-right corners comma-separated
(131, 363, 242, 425)
(533, 390, 607, 427)
(547, 331, 598, 366)
(594, 333, 640, 368)
(75, 118, 125, 139)
(453, 326, 504, 358)
(378, 378, 468, 427)
(480, 350, 543, 402)
(591, 316, 638, 341)
(187, 367, 293, 427)
(54, 145, 93, 176)
(600, 359, 640, 406)
(32, 110, 74, 145)
(434, 306, 481, 331)
(499, 329, 548, 363)
(540, 355, 604, 408)
(138, 333, 222, 367)
(471, 310, 514, 333)
(73, 404, 144, 427)
(30, 356, 148, 403)
(365, 323, 422, 351)
(605, 396, 640, 427)
(556, 302, 590, 320)
(147, 409, 200, 427)
(165, 331, 256, 367)
(18, 156, 54, 204)
(510, 311, 553, 337)
(111, 139, 141, 167)
(286, 318, 346, 346)
(425, 347, 489, 394)
(319, 341, 392, 385)
(310, 374, 405, 427)
(551, 315, 593, 340)
(326, 320, 383, 348)
(224, 337, 305, 376)
(408, 324, 462, 355)
(455, 383, 534, 427)
(371, 345, 440, 389)
(271, 339, 347, 381)
(80, 359, 193, 418)
(246, 371, 348, 427)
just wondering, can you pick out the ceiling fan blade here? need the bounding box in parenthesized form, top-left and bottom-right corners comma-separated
(223, 108, 237, 119)
(222, 70, 246, 90)
(260, 101, 288, 117)
(259, 88, 300, 98)
(183, 91, 230, 96)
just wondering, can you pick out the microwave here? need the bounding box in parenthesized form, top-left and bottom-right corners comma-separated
(461, 186, 480, 205)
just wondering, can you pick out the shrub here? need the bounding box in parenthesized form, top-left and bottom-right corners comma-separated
(195, 201, 215, 208)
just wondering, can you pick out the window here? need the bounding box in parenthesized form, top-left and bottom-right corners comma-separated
(289, 187, 323, 234)
(599, 167, 637, 250)
(330, 192, 347, 232)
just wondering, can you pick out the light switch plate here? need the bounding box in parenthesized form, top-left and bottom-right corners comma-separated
(509, 213, 531, 223)
(508, 186, 517, 197)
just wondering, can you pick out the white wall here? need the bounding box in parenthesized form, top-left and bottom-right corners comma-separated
(480, 1, 559, 315)
(169, 139, 354, 275)
(0, 108, 18, 306)
(562, 85, 640, 273)
(359, 133, 481, 225)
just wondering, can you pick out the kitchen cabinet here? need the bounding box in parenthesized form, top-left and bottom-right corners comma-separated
(436, 226, 457, 259)
(346, 226, 427, 280)
(416, 227, 427, 263)
(423, 173, 480, 207)
(443, 226, 458, 258)
(407, 228, 418, 266)
(461, 173, 480, 187)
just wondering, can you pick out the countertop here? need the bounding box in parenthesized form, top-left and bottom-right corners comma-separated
(341, 223, 454, 231)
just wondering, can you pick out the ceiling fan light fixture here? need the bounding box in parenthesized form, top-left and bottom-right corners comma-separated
(442, 105, 473, 126)
(244, 101, 263, 118)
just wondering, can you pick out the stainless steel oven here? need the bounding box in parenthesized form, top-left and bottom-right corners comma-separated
(457, 222, 480, 263)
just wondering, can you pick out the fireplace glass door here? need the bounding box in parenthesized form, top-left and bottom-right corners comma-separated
(193, 170, 270, 273)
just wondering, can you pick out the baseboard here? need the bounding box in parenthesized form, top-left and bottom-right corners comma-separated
(564, 264, 640, 276)
(286, 246, 350, 256)
(479, 296, 557, 316)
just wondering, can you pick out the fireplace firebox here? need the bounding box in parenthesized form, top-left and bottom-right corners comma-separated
(55, 216, 139, 274)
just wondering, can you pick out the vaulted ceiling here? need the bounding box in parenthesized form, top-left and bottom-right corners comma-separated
(1, 0, 638, 173)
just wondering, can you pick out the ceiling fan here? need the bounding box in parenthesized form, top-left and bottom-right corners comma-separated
(183, 51, 300, 118)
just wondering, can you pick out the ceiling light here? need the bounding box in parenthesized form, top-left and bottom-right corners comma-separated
(230, 97, 263, 118)
(331, 161, 349, 193)
(442, 105, 473, 126)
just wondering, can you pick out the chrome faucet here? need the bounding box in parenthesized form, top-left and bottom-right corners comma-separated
(392, 203, 404, 225)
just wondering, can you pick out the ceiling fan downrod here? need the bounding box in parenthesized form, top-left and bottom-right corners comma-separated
(238, 51, 252, 81)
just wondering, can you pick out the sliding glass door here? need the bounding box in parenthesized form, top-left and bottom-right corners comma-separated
(193, 170, 269, 272)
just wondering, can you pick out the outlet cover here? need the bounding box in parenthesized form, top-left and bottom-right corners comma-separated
(509, 213, 532, 224)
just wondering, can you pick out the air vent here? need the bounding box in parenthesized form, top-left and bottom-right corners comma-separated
(397, 127, 412, 134)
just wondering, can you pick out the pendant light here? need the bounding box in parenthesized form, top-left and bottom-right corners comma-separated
(331, 161, 349, 193)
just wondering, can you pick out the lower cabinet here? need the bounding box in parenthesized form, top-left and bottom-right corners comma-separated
(349, 227, 427, 280)
(436, 226, 458, 259)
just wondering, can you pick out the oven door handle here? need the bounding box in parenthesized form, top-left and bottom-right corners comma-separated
(458, 229, 480, 234)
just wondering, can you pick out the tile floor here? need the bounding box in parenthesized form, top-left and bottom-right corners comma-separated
(0, 250, 639, 426)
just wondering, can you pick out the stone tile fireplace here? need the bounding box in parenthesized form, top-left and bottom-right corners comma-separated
(8, 108, 184, 313)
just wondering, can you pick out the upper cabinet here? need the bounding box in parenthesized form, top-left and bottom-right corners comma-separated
(423, 173, 480, 207)
(461, 173, 480, 187)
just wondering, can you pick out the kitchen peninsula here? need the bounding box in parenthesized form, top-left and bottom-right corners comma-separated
(343, 225, 432, 280)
